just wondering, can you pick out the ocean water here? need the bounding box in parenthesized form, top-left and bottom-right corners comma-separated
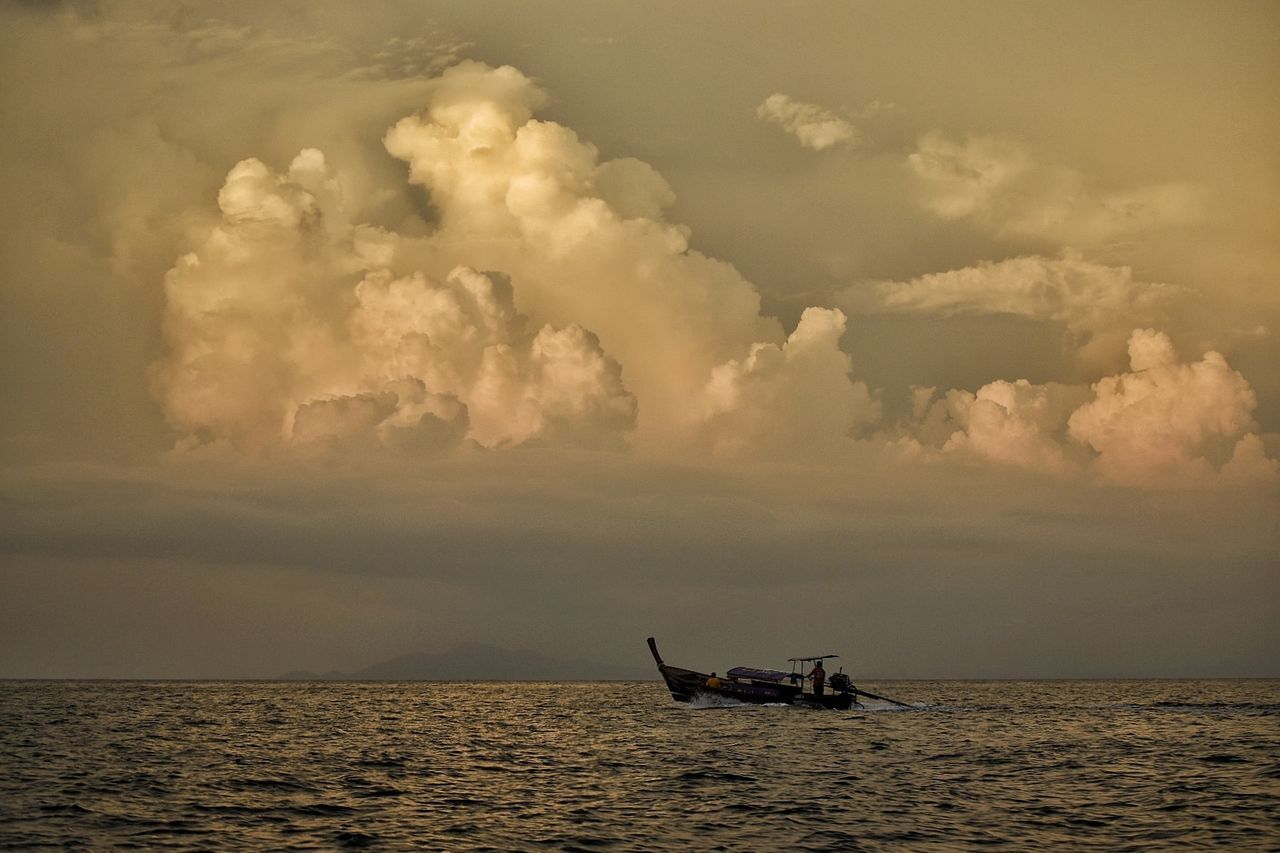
(1, 680, 1276, 850)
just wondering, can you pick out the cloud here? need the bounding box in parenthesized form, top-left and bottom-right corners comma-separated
(144, 62, 1280, 486)
(698, 308, 879, 456)
(363, 62, 802, 445)
(908, 131, 1199, 245)
(907, 132, 1030, 219)
(755, 94, 856, 150)
(355, 33, 474, 81)
(2, 5, 1279, 685)
(1067, 329, 1273, 485)
(7, 1, 1270, 489)
(155, 62, 893, 458)
(927, 380, 1093, 472)
(292, 390, 402, 447)
(154, 148, 637, 453)
(871, 252, 1174, 333)
(854, 251, 1186, 366)
(900, 329, 1276, 487)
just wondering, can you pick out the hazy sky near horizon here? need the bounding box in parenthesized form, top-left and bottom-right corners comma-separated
(2, 1, 1277, 678)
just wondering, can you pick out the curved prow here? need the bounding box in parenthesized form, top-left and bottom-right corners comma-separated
(646, 636, 665, 666)
(646, 637, 712, 704)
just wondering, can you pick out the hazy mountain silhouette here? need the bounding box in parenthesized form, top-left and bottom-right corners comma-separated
(279, 642, 651, 681)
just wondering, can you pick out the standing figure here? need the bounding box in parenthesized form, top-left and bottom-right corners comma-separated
(808, 660, 826, 696)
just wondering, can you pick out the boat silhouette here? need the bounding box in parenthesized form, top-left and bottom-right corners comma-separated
(647, 636, 864, 710)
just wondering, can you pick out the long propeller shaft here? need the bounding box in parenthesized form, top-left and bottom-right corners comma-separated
(853, 687, 915, 709)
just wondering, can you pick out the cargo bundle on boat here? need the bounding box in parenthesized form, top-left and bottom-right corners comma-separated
(647, 637, 911, 711)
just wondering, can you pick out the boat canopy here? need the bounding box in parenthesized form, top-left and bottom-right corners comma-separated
(727, 666, 792, 682)
(787, 654, 839, 662)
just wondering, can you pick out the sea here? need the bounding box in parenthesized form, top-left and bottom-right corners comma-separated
(1, 679, 1276, 850)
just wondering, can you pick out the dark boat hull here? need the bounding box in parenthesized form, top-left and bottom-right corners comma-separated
(648, 638, 855, 711)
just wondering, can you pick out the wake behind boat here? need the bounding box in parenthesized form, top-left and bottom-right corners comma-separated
(648, 637, 912, 711)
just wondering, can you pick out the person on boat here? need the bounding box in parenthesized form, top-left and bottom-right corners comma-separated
(808, 660, 826, 696)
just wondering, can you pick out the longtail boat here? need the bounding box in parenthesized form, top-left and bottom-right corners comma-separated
(647, 636, 862, 710)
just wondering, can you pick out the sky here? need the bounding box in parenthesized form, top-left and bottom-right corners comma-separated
(1, 0, 1277, 679)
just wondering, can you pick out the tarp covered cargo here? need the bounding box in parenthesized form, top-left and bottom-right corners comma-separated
(727, 667, 793, 683)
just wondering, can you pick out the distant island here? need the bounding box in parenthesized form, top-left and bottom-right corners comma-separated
(279, 642, 653, 681)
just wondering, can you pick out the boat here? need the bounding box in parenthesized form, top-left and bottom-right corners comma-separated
(647, 636, 862, 710)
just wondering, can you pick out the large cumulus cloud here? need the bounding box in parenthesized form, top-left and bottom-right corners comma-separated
(154, 62, 875, 457)
(151, 61, 1277, 489)
(380, 63, 790, 444)
(156, 148, 637, 452)
(1067, 329, 1272, 485)
(900, 329, 1275, 487)
(699, 308, 878, 457)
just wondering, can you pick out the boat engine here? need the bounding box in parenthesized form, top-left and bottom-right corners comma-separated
(828, 672, 853, 693)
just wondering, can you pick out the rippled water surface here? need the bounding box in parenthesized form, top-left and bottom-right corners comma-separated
(2, 680, 1277, 849)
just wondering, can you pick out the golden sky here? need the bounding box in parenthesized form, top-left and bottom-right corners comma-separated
(1, 1, 1276, 677)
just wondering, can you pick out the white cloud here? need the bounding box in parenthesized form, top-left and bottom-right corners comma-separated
(154, 62, 881, 458)
(863, 251, 1182, 355)
(698, 308, 879, 457)
(899, 329, 1276, 487)
(152, 64, 1276, 486)
(756, 94, 856, 151)
(1067, 329, 1271, 485)
(909, 380, 1092, 472)
(379, 62, 789, 445)
(154, 149, 637, 453)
